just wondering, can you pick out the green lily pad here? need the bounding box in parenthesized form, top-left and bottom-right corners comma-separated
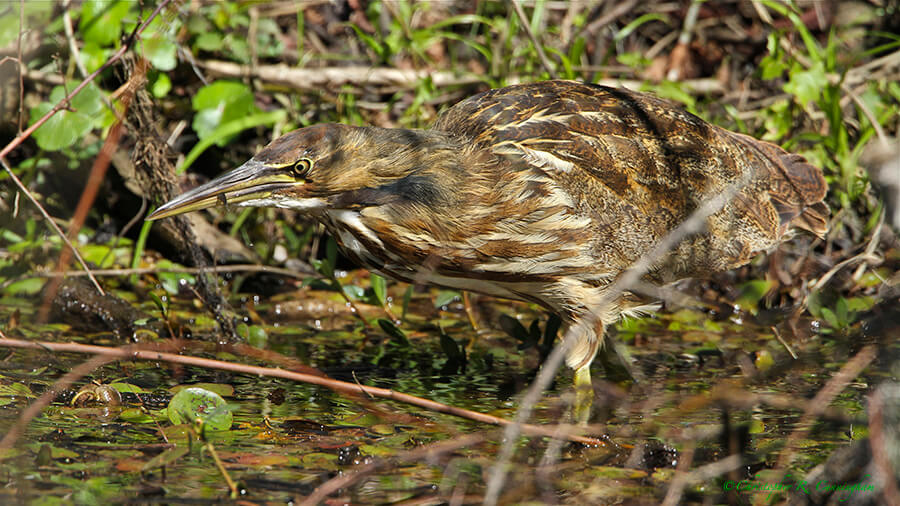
(166, 387, 233, 432)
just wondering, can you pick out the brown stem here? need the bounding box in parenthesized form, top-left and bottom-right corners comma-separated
(0, 338, 610, 449)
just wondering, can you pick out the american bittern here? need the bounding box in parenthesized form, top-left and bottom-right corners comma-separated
(148, 81, 828, 423)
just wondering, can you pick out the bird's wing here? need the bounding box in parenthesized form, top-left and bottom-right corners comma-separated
(434, 81, 827, 276)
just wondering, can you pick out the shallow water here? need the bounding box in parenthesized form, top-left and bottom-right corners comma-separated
(0, 269, 896, 504)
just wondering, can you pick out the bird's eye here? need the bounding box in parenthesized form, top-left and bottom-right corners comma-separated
(293, 158, 312, 178)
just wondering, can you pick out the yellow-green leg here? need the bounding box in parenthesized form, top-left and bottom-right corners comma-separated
(574, 364, 593, 424)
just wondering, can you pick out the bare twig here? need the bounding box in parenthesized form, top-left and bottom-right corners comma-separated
(771, 326, 797, 360)
(62, 0, 89, 79)
(508, 0, 558, 79)
(300, 434, 487, 506)
(0, 339, 608, 448)
(577, 0, 639, 41)
(16, 0, 25, 132)
(199, 60, 481, 90)
(809, 212, 884, 291)
(0, 158, 105, 295)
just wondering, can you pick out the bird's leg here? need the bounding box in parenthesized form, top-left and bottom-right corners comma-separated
(567, 316, 603, 425)
(462, 291, 481, 350)
(573, 364, 593, 424)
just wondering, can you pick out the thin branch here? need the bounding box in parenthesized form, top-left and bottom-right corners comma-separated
(62, 0, 89, 79)
(0, 339, 609, 448)
(16, 0, 25, 132)
(199, 59, 482, 90)
(577, 0, 639, 42)
(0, 158, 105, 295)
(300, 434, 487, 505)
(508, 0, 558, 79)
(809, 212, 884, 291)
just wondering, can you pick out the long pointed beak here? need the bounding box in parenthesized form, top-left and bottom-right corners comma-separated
(146, 160, 300, 220)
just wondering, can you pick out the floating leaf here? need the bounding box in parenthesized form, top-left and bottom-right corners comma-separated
(167, 387, 233, 431)
(169, 383, 235, 397)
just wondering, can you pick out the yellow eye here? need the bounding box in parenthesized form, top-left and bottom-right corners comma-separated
(293, 158, 312, 178)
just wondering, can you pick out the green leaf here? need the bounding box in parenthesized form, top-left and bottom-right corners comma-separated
(80, 0, 132, 47)
(195, 32, 224, 52)
(79, 42, 110, 74)
(140, 16, 179, 71)
(166, 387, 233, 431)
(29, 102, 87, 151)
(434, 290, 460, 309)
(378, 318, 408, 346)
(170, 383, 235, 397)
(370, 273, 387, 306)
(736, 280, 773, 310)
(784, 61, 826, 107)
(180, 109, 287, 174)
(143, 34, 177, 71)
(3, 278, 45, 296)
(614, 13, 669, 42)
(150, 72, 172, 98)
(109, 382, 147, 394)
(819, 307, 839, 329)
(29, 83, 107, 151)
(191, 81, 261, 144)
(149, 292, 167, 316)
(118, 408, 156, 424)
(0, 382, 36, 397)
(342, 284, 365, 300)
(835, 298, 849, 327)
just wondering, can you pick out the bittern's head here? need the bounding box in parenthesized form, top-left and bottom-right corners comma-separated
(147, 123, 461, 221)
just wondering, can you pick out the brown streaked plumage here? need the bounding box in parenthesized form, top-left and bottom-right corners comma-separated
(148, 81, 828, 422)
